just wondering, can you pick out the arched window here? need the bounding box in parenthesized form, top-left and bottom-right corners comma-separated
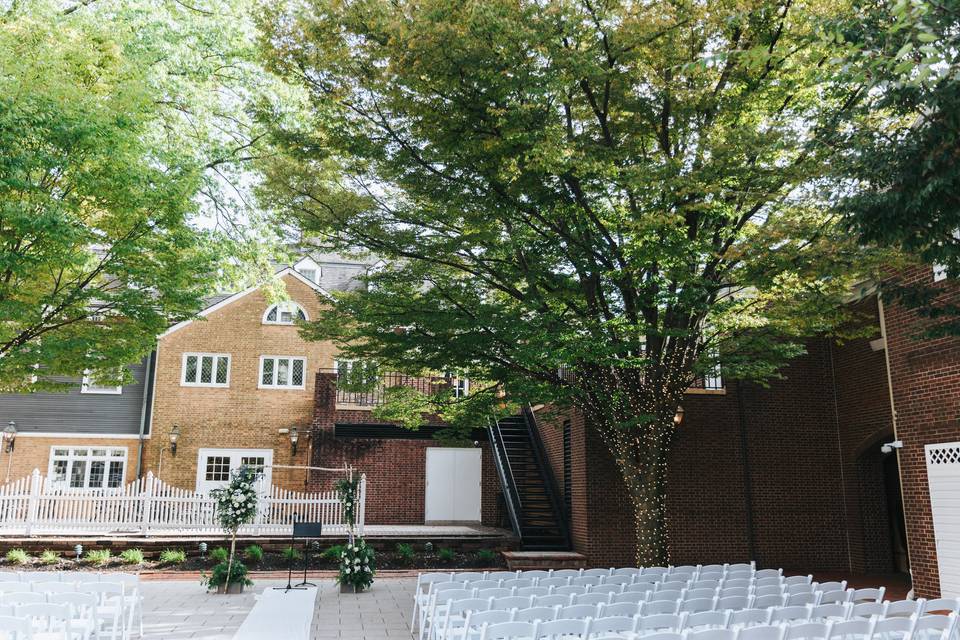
(263, 302, 308, 325)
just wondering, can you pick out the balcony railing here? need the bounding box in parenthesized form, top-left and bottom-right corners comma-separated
(556, 366, 724, 391)
(326, 370, 450, 407)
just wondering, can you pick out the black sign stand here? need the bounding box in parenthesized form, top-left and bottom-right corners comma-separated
(294, 523, 323, 587)
(274, 518, 307, 592)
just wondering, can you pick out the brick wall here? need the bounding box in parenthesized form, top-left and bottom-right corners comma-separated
(533, 336, 899, 571)
(143, 274, 336, 491)
(881, 265, 960, 597)
(309, 373, 503, 527)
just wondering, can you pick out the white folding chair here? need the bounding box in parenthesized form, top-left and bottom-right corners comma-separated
(541, 579, 573, 590)
(600, 603, 640, 618)
(728, 564, 755, 573)
(738, 625, 786, 640)
(518, 588, 552, 598)
(585, 615, 637, 639)
(636, 613, 684, 633)
(828, 619, 874, 640)
(885, 601, 923, 619)
(558, 605, 598, 621)
(611, 569, 641, 578)
(640, 633, 682, 640)
(78, 582, 125, 640)
(722, 584, 753, 594)
(848, 589, 884, 604)
(463, 610, 515, 640)
(871, 617, 913, 640)
(642, 568, 669, 579)
(555, 587, 587, 598)
(911, 614, 958, 640)
(573, 594, 611, 607)
(521, 571, 552, 582)
(571, 578, 601, 589)
(783, 576, 813, 586)
(582, 570, 613, 579)
(687, 590, 719, 601)
(430, 590, 483, 639)
(0, 573, 17, 582)
(642, 601, 680, 615)
(612, 593, 646, 605)
(807, 604, 850, 623)
(31, 584, 75, 595)
(769, 606, 812, 624)
(717, 596, 753, 611)
(535, 618, 589, 640)
(474, 581, 507, 592)
(787, 585, 817, 596)
(684, 611, 730, 631)
(819, 592, 851, 606)
(625, 583, 657, 594)
(589, 587, 623, 598)
(783, 622, 834, 640)
(491, 597, 535, 613)
(437, 599, 490, 640)
(786, 594, 820, 607)
(650, 591, 684, 603)
(756, 579, 783, 589)
(692, 582, 722, 591)
(0, 614, 33, 640)
(680, 599, 716, 614)
(756, 587, 786, 598)
(535, 596, 573, 608)
(456, 573, 489, 583)
(49, 592, 99, 640)
(753, 595, 787, 609)
(488, 572, 521, 582)
(848, 602, 886, 620)
(672, 566, 698, 576)
(413, 574, 455, 634)
(755, 570, 783, 580)
(4, 593, 45, 606)
(552, 571, 581, 580)
(505, 580, 537, 591)
(685, 629, 736, 640)
(923, 600, 960, 616)
(601, 577, 632, 587)
(729, 609, 772, 629)
(478, 589, 515, 601)
(18, 573, 59, 584)
(479, 621, 539, 640)
(814, 584, 846, 595)
(0, 583, 26, 594)
(701, 566, 726, 575)
(513, 607, 558, 624)
(17, 602, 76, 640)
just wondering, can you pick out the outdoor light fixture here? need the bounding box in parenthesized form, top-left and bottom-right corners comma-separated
(169, 425, 181, 457)
(199, 542, 208, 560)
(673, 406, 685, 426)
(289, 426, 300, 456)
(2, 421, 16, 453)
(74, 544, 83, 559)
(881, 440, 904, 454)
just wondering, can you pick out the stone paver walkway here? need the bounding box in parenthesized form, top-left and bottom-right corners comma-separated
(141, 577, 415, 640)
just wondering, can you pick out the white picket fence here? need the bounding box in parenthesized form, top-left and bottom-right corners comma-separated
(0, 470, 366, 537)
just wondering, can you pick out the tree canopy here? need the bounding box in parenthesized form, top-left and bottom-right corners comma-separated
(259, 0, 890, 561)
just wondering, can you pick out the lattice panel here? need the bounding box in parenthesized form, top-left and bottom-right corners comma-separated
(928, 445, 960, 466)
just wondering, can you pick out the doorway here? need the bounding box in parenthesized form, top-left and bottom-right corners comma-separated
(425, 448, 482, 523)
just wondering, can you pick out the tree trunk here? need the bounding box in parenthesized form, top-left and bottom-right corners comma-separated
(617, 442, 670, 566)
(224, 532, 237, 592)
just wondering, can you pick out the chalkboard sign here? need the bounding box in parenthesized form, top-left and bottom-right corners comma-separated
(292, 522, 323, 539)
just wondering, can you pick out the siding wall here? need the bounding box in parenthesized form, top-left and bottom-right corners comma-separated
(0, 358, 151, 436)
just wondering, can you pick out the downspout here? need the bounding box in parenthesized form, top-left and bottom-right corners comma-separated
(135, 348, 157, 479)
(877, 293, 912, 579)
(735, 382, 757, 564)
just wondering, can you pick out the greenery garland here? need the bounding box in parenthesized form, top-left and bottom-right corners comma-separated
(334, 477, 361, 527)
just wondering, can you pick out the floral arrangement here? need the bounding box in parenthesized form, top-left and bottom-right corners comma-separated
(334, 477, 361, 527)
(209, 465, 260, 592)
(337, 538, 375, 591)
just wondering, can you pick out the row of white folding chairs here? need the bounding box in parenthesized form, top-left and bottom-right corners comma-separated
(472, 613, 959, 640)
(0, 571, 141, 585)
(0, 582, 140, 639)
(0, 577, 141, 637)
(430, 594, 932, 640)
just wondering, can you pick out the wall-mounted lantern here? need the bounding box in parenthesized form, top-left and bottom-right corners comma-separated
(3, 421, 16, 453)
(169, 425, 181, 456)
(290, 426, 300, 456)
(673, 406, 685, 426)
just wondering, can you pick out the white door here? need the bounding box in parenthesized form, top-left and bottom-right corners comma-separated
(425, 448, 482, 523)
(926, 442, 960, 597)
(196, 448, 273, 495)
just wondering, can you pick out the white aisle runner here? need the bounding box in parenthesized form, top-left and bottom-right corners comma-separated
(233, 586, 318, 640)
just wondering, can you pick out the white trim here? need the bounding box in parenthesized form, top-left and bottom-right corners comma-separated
(16, 432, 143, 440)
(180, 352, 231, 388)
(262, 301, 309, 325)
(159, 267, 333, 338)
(47, 445, 128, 490)
(294, 257, 321, 284)
(258, 355, 307, 390)
(80, 372, 122, 395)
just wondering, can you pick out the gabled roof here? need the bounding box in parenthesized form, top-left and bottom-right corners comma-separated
(159, 267, 333, 339)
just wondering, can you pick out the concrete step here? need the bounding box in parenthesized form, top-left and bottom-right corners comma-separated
(502, 550, 587, 570)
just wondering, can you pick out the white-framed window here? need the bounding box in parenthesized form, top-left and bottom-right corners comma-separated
(196, 448, 273, 493)
(294, 257, 321, 284)
(181, 353, 231, 387)
(259, 356, 307, 389)
(81, 370, 122, 395)
(48, 446, 127, 489)
(445, 372, 470, 398)
(262, 302, 308, 325)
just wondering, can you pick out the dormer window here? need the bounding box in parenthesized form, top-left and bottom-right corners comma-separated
(294, 257, 321, 284)
(263, 302, 308, 325)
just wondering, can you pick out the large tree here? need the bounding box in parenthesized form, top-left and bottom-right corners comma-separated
(259, 0, 885, 562)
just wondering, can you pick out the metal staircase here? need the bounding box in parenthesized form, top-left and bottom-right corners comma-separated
(488, 408, 571, 550)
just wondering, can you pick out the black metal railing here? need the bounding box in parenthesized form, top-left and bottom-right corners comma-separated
(325, 370, 448, 406)
(487, 416, 523, 540)
(523, 404, 572, 549)
(555, 366, 724, 391)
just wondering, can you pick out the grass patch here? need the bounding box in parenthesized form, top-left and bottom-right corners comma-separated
(282, 546, 302, 562)
(39, 550, 60, 565)
(85, 549, 112, 566)
(244, 544, 264, 564)
(437, 547, 455, 562)
(210, 547, 229, 564)
(5, 549, 29, 565)
(119, 548, 144, 565)
(475, 549, 497, 564)
(159, 549, 187, 565)
(320, 544, 344, 561)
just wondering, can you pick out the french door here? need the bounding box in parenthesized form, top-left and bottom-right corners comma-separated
(195, 448, 273, 495)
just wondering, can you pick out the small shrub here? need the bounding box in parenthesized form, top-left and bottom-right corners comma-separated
(39, 550, 60, 565)
(475, 549, 497, 565)
(202, 561, 252, 590)
(395, 542, 415, 562)
(159, 549, 187, 565)
(210, 547, 229, 564)
(437, 547, 455, 563)
(244, 544, 264, 564)
(5, 549, 29, 565)
(282, 546, 302, 562)
(85, 549, 112, 566)
(119, 548, 144, 565)
(320, 544, 344, 561)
